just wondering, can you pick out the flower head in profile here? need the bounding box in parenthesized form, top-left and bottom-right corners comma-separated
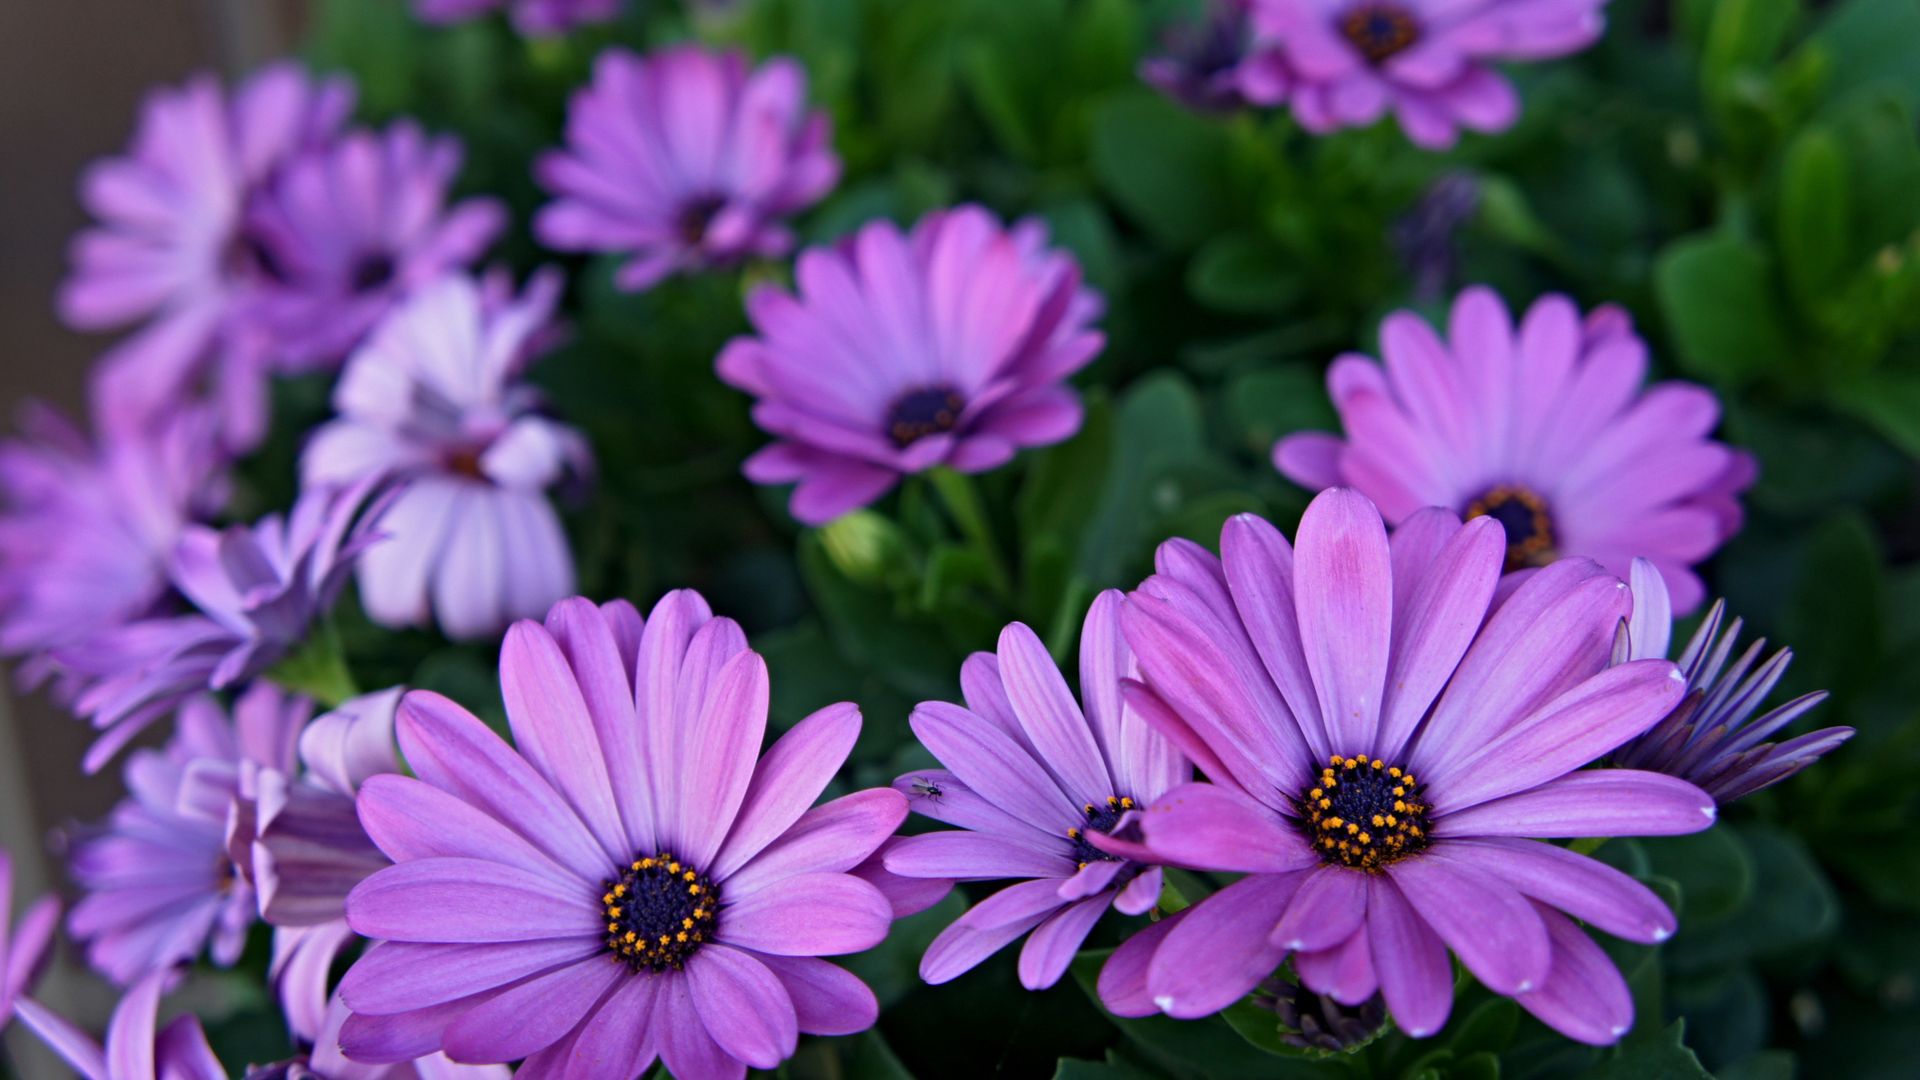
(0, 403, 227, 680)
(61, 63, 353, 451)
(14, 970, 224, 1080)
(719, 205, 1104, 524)
(68, 684, 308, 985)
(237, 123, 505, 372)
(1612, 558, 1852, 804)
(414, 0, 622, 36)
(536, 45, 839, 291)
(1275, 287, 1753, 613)
(303, 272, 586, 640)
(59, 480, 389, 771)
(337, 593, 904, 1078)
(885, 592, 1188, 989)
(1111, 489, 1714, 1044)
(1, 848, 60, 1031)
(1246, 0, 1609, 148)
(1142, 0, 1289, 113)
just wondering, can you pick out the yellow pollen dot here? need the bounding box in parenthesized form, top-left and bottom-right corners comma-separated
(677, 932, 688, 943)
(608, 923, 619, 932)
(1372, 815, 1386, 827)
(1310, 788, 1323, 799)
(625, 931, 636, 943)
(1067, 827, 1081, 839)
(1326, 816, 1343, 828)
(1389, 767, 1403, 778)
(1318, 798, 1332, 809)
(1358, 832, 1372, 844)
(1121, 797, 1135, 809)
(1346, 823, 1360, 835)
(1371, 759, 1384, 770)
(608, 906, 622, 917)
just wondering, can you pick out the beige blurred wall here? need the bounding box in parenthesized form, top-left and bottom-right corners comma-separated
(0, 1, 306, 1066)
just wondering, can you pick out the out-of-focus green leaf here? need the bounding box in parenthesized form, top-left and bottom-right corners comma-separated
(1187, 234, 1301, 314)
(1832, 367, 1920, 459)
(1815, 0, 1920, 110)
(1653, 233, 1795, 388)
(1586, 1020, 1713, 1079)
(1090, 91, 1239, 248)
(1784, 513, 1886, 701)
(1644, 828, 1756, 927)
(1669, 826, 1841, 973)
(1778, 127, 1853, 300)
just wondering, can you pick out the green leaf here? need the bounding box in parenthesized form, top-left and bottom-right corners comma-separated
(1090, 91, 1239, 248)
(1783, 513, 1886, 701)
(1225, 365, 1338, 462)
(1653, 233, 1795, 388)
(843, 1029, 918, 1080)
(267, 621, 359, 709)
(1778, 127, 1854, 300)
(1814, 0, 1920, 110)
(1668, 826, 1841, 973)
(1587, 1020, 1712, 1080)
(1642, 828, 1756, 927)
(1832, 366, 1920, 459)
(1186, 234, 1301, 315)
(1716, 1050, 1799, 1080)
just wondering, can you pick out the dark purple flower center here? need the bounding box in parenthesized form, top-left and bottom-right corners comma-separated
(1339, 3, 1421, 64)
(885, 386, 965, 448)
(350, 251, 397, 293)
(1298, 755, 1429, 871)
(602, 851, 719, 972)
(1464, 484, 1557, 572)
(1067, 795, 1135, 868)
(676, 194, 728, 247)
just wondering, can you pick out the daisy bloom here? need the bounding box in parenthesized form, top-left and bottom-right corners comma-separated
(337, 593, 904, 1078)
(59, 479, 389, 771)
(1612, 558, 1852, 805)
(414, 0, 622, 36)
(536, 46, 839, 291)
(884, 591, 1187, 989)
(718, 205, 1104, 524)
(1113, 488, 1716, 1044)
(1247, 0, 1610, 148)
(60, 63, 353, 451)
(0, 402, 227, 678)
(237, 123, 505, 372)
(68, 684, 308, 985)
(1274, 287, 1753, 613)
(1141, 0, 1290, 113)
(14, 970, 223, 1080)
(1, 848, 60, 1030)
(302, 272, 587, 641)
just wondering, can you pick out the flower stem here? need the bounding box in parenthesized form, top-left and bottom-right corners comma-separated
(266, 620, 360, 708)
(927, 467, 1014, 603)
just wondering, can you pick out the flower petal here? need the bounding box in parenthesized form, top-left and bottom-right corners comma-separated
(1135, 783, 1317, 874)
(1387, 851, 1550, 996)
(718, 872, 891, 956)
(713, 702, 862, 879)
(1434, 770, 1715, 839)
(757, 955, 879, 1037)
(440, 957, 623, 1064)
(1017, 895, 1111, 989)
(1514, 904, 1634, 1046)
(1365, 874, 1453, 1037)
(1292, 488, 1394, 755)
(1146, 872, 1306, 1018)
(882, 831, 1072, 882)
(687, 944, 799, 1069)
(347, 857, 596, 943)
(1269, 866, 1368, 952)
(997, 621, 1111, 800)
(1437, 838, 1677, 945)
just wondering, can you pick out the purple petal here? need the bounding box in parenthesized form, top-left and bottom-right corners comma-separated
(1218, 513, 1328, 763)
(338, 997, 469, 1064)
(555, 973, 661, 1080)
(681, 650, 771, 867)
(1269, 866, 1367, 952)
(1514, 904, 1634, 1045)
(658, 977, 746, 1080)
(1147, 872, 1306, 1018)
(1626, 557, 1671, 661)
(910, 702, 1078, 834)
(997, 621, 1112, 800)
(719, 872, 892, 956)
(1058, 859, 1125, 901)
(1292, 488, 1394, 754)
(1387, 852, 1550, 996)
(545, 598, 656, 853)
(757, 954, 879, 1037)
(1365, 874, 1454, 1037)
(1017, 895, 1110, 989)
(1437, 838, 1677, 945)
(919, 878, 1065, 983)
(339, 937, 603, 1015)
(1376, 517, 1503, 760)
(357, 774, 583, 890)
(1097, 907, 1186, 1017)
(713, 702, 861, 879)
(723, 788, 907, 895)
(1435, 770, 1715, 839)
(1135, 783, 1317, 874)
(687, 944, 799, 1068)
(106, 970, 165, 1080)
(1114, 866, 1162, 916)
(1294, 926, 1376, 1005)
(346, 857, 597, 943)
(499, 621, 628, 864)
(882, 831, 1072, 882)
(14, 999, 109, 1080)
(440, 957, 623, 1064)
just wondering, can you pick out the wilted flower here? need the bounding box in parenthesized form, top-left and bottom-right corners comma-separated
(885, 592, 1188, 989)
(0, 403, 227, 680)
(1114, 489, 1713, 1044)
(14, 970, 224, 1080)
(1393, 171, 1480, 301)
(236, 123, 505, 372)
(1246, 0, 1609, 148)
(59, 480, 388, 772)
(302, 273, 587, 640)
(414, 0, 622, 36)
(1612, 558, 1852, 804)
(337, 594, 903, 1077)
(68, 685, 308, 985)
(536, 45, 839, 291)
(60, 63, 353, 451)
(1, 848, 60, 1030)
(719, 205, 1104, 524)
(1274, 287, 1753, 613)
(1141, 1, 1287, 113)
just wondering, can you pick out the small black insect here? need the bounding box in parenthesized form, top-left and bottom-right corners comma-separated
(908, 776, 944, 801)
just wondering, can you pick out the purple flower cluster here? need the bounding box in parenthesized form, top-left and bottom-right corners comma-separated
(415, 0, 622, 36)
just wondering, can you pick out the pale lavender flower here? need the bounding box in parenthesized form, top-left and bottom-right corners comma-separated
(1, 848, 60, 1031)
(14, 970, 224, 1080)
(302, 273, 586, 641)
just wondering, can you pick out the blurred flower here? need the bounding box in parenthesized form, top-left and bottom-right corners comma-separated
(1253, 977, 1389, 1052)
(246, 992, 510, 1079)
(59, 479, 390, 772)
(1141, 1, 1287, 113)
(1246, 0, 1608, 148)
(1274, 287, 1754, 613)
(719, 205, 1104, 525)
(1114, 489, 1712, 1044)
(14, 970, 224, 1080)
(1, 848, 60, 1030)
(60, 63, 353, 452)
(536, 45, 839, 291)
(885, 592, 1188, 989)
(336, 594, 902, 1076)
(237, 124, 505, 373)
(1612, 558, 1852, 804)
(0, 403, 227, 683)
(68, 684, 308, 985)
(414, 0, 622, 36)
(1393, 171, 1480, 301)
(302, 272, 586, 641)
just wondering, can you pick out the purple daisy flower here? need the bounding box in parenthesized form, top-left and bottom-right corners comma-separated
(1111, 488, 1716, 1044)
(0, 403, 227, 678)
(248, 992, 511, 1079)
(59, 479, 389, 772)
(302, 272, 587, 640)
(237, 123, 506, 373)
(718, 205, 1105, 525)
(1247, 0, 1608, 148)
(1, 849, 60, 1031)
(1612, 559, 1853, 804)
(68, 684, 309, 985)
(1274, 287, 1753, 613)
(883, 591, 1189, 989)
(336, 593, 904, 1078)
(535, 46, 840, 292)
(1142, 0, 1291, 113)
(14, 970, 224, 1080)
(61, 63, 353, 451)
(414, 0, 622, 36)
